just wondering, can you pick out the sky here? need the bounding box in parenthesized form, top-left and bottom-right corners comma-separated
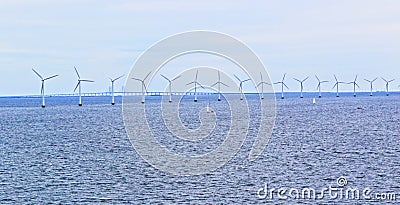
(1, 0, 400, 96)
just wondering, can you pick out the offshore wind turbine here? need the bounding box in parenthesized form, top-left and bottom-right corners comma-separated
(109, 75, 124, 105)
(332, 75, 345, 97)
(257, 72, 271, 100)
(315, 75, 328, 98)
(233, 74, 251, 100)
(73, 67, 94, 106)
(364, 77, 377, 96)
(274, 73, 289, 99)
(132, 71, 151, 104)
(32, 69, 58, 108)
(293, 76, 309, 98)
(211, 70, 229, 101)
(348, 75, 360, 97)
(160, 74, 181, 102)
(186, 70, 204, 102)
(381, 78, 395, 96)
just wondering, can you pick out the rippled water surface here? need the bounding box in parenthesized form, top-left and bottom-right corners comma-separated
(1, 93, 399, 204)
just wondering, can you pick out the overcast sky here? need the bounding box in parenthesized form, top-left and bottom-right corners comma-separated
(1, 0, 400, 95)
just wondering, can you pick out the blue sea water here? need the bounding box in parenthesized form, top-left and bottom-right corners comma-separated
(1, 93, 399, 204)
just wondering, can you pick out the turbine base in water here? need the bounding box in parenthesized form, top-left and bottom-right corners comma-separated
(41, 105, 45, 108)
(79, 104, 82, 106)
(111, 103, 115, 105)
(217, 98, 221, 101)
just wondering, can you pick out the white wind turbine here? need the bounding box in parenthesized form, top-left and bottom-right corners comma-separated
(315, 75, 328, 98)
(274, 73, 289, 99)
(211, 70, 229, 101)
(293, 76, 309, 98)
(381, 78, 395, 96)
(74, 67, 94, 106)
(364, 77, 377, 96)
(257, 72, 271, 100)
(132, 71, 152, 104)
(348, 75, 360, 97)
(186, 70, 204, 102)
(233, 74, 251, 100)
(332, 74, 345, 97)
(32, 69, 58, 108)
(109, 75, 124, 105)
(160, 74, 181, 103)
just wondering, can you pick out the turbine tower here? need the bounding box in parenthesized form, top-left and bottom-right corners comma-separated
(293, 76, 309, 98)
(348, 75, 360, 97)
(211, 71, 229, 101)
(32, 69, 58, 108)
(233, 74, 251, 100)
(109, 75, 124, 105)
(315, 75, 328, 98)
(132, 71, 152, 104)
(381, 78, 395, 96)
(332, 75, 345, 97)
(73, 67, 94, 106)
(257, 72, 271, 100)
(364, 77, 377, 96)
(274, 73, 289, 99)
(186, 70, 204, 102)
(160, 74, 181, 103)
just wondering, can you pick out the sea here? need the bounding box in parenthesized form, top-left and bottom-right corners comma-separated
(1, 92, 399, 204)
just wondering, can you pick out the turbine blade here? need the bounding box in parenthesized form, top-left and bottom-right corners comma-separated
(321, 81, 329, 83)
(198, 83, 205, 89)
(293, 78, 301, 83)
(171, 75, 181, 81)
(233, 74, 241, 82)
(131, 77, 141, 82)
(388, 79, 395, 83)
(283, 82, 289, 89)
(113, 75, 124, 82)
(210, 82, 218, 87)
(372, 77, 378, 82)
(282, 73, 286, 81)
(221, 82, 229, 87)
(74, 66, 80, 79)
(160, 74, 170, 82)
(260, 72, 263, 81)
(381, 77, 387, 82)
(73, 82, 80, 92)
(186, 81, 195, 86)
(334, 74, 338, 82)
(257, 82, 262, 87)
(80, 80, 94, 82)
(364, 79, 371, 83)
(143, 71, 152, 81)
(32, 69, 43, 80)
(315, 75, 320, 82)
(242, 78, 251, 83)
(195, 70, 199, 81)
(43, 75, 59, 81)
(302, 76, 309, 82)
(355, 83, 360, 88)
